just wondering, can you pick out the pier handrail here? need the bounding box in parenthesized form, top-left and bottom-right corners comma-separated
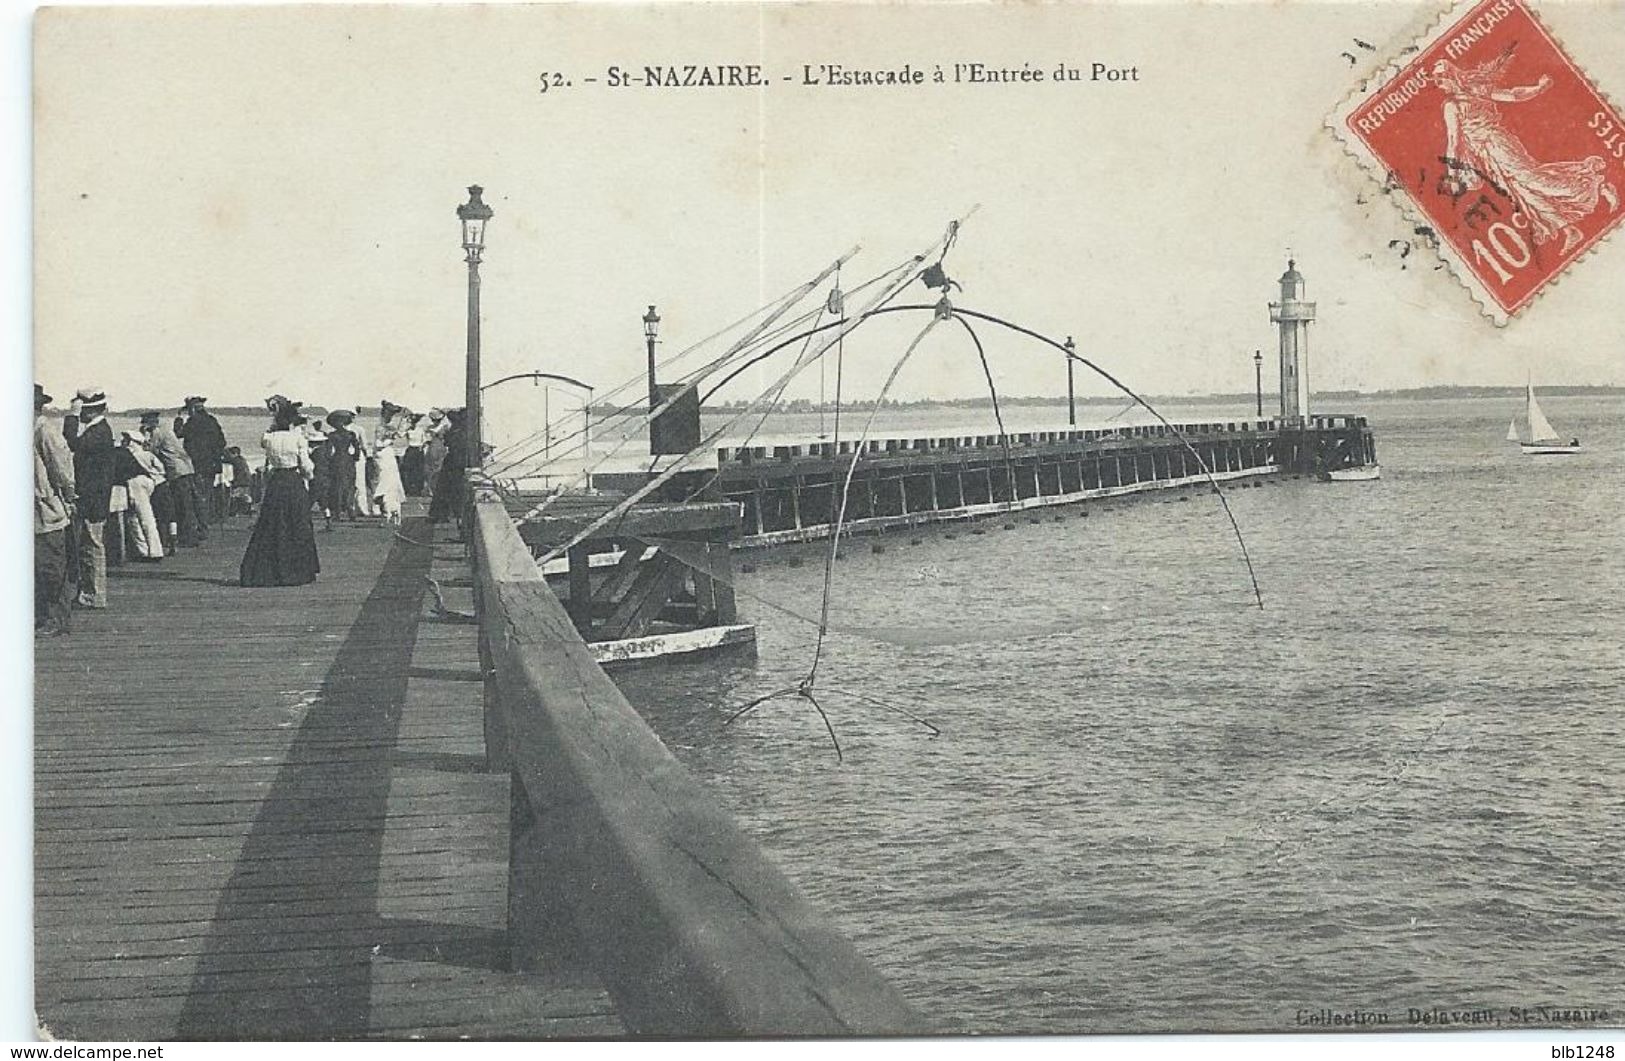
(471, 498, 928, 1036)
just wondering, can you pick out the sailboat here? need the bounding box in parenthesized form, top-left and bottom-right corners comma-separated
(1514, 383, 1581, 454)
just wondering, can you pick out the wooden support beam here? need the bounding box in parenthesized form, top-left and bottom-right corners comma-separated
(600, 555, 685, 641)
(566, 543, 592, 635)
(701, 541, 738, 625)
(591, 543, 649, 608)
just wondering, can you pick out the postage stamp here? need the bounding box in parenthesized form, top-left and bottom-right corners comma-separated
(1331, 0, 1625, 322)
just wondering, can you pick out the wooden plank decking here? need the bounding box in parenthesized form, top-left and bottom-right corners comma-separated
(33, 506, 622, 1040)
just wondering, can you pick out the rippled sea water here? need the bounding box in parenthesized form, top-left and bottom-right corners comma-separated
(615, 396, 1624, 1035)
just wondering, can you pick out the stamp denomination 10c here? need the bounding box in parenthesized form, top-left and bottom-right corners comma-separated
(1331, 0, 1624, 322)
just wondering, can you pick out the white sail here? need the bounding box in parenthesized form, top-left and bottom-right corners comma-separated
(1526, 384, 1560, 443)
(1505, 417, 1520, 443)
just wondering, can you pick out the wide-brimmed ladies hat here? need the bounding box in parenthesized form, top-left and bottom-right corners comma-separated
(326, 409, 354, 427)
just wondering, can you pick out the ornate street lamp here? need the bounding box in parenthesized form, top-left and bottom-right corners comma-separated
(1253, 349, 1264, 418)
(1064, 335, 1077, 428)
(457, 185, 494, 468)
(643, 304, 662, 411)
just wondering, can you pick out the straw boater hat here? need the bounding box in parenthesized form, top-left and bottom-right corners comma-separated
(75, 387, 107, 411)
(184, 395, 208, 407)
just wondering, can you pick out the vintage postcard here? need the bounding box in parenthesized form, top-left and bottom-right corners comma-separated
(24, 0, 1625, 1043)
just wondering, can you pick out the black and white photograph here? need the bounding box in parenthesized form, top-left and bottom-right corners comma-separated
(14, 0, 1625, 1043)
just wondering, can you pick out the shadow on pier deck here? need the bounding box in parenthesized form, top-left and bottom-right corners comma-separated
(33, 507, 621, 1039)
(35, 499, 924, 1039)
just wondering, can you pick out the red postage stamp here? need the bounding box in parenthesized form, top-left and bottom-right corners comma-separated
(1331, 0, 1625, 321)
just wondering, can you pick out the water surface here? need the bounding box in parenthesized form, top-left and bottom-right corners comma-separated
(615, 396, 1625, 1034)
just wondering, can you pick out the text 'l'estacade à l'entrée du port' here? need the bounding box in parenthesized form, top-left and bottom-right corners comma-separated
(536, 62, 1143, 93)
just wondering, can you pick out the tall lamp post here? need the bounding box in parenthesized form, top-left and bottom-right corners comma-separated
(1253, 349, 1264, 418)
(643, 305, 661, 411)
(457, 185, 493, 469)
(1064, 335, 1077, 428)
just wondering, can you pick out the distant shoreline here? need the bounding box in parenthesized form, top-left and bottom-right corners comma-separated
(691, 384, 1625, 415)
(97, 384, 1624, 418)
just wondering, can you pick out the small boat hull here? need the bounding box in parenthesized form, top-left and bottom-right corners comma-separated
(1320, 464, 1381, 481)
(1520, 443, 1581, 455)
(590, 623, 757, 667)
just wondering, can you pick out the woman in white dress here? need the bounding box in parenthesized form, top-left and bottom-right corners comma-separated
(349, 414, 376, 517)
(371, 437, 405, 525)
(119, 433, 165, 561)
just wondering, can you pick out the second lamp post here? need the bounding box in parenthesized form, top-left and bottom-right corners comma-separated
(643, 304, 662, 412)
(458, 185, 493, 469)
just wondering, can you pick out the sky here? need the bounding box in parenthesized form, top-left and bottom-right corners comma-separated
(30, 2, 1625, 418)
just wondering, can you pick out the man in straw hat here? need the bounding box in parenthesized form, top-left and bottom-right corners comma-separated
(34, 384, 76, 633)
(63, 386, 115, 609)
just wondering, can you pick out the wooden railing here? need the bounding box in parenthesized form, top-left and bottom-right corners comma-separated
(470, 498, 927, 1037)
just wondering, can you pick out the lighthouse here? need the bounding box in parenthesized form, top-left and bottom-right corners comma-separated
(1267, 259, 1315, 421)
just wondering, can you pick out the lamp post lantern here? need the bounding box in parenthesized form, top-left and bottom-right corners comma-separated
(1064, 335, 1077, 428)
(643, 305, 662, 411)
(1253, 349, 1264, 418)
(457, 185, 493, 469)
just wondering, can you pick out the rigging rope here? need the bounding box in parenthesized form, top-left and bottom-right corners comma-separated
(684, 302, 1267, 609)
(483, 254, 854, 469)
(518, 231, 958, 562)
(953, 314, 1018, 512)
(807, 316, 942, 688)
(946, 306, 1265, 610)
(484, 253, 857, 479)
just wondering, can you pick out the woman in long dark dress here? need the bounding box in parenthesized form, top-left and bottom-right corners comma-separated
(240, 401, 320, 587)
(325, 411, 361, 521)
(427, 411, 467, 524)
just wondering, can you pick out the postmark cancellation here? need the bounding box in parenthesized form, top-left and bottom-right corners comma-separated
(1330, 0, 1625, 322)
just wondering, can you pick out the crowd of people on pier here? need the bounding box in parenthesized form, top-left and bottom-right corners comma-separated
(33, 384, 469, 633)
(238, 396, 468, 587)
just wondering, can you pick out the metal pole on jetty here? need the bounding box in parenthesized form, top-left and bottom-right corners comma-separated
(1254, 349, 1264, 417)
(1064, 335, 1077, 427)
(458, 185, 494, 467)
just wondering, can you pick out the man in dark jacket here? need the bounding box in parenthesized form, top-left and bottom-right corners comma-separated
(179, 395, 228, 524)
(63, 386, 116, 609)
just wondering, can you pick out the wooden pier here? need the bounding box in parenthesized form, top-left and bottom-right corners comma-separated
(33, 508, 622, 1039)
(33, 499, 923, 1039)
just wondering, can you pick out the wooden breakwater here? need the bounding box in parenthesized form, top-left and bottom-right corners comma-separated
(712, 415, 1376, 546)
